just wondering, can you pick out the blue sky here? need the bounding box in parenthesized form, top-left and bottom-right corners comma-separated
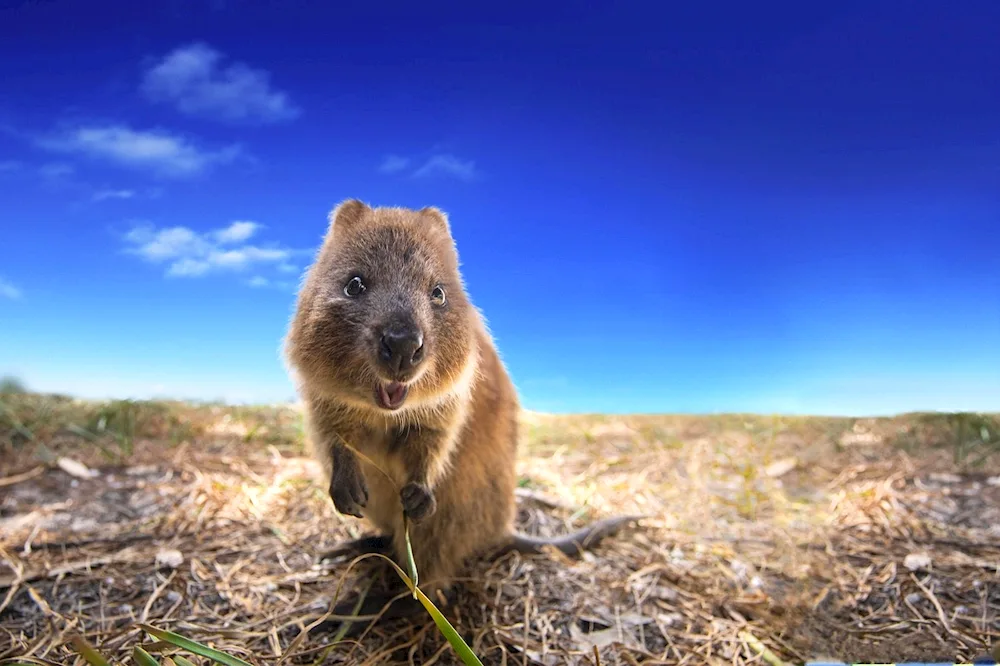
(1, 0, 998, 415)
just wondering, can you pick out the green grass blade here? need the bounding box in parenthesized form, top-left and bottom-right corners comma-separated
(172, 657, 198, 666)
(70, 636, 112, 666)
(65, 423, 98, 441)
(375, 555, 484, 666)
(136, 625, 251, 666)
(403, 519, 419, 594)
(131, 647, 160, 666)
(738, 631, 788, 666)
(0, 401, 34, 441)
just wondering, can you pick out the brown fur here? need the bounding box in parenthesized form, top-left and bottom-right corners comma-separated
(283, 200, 640, 633)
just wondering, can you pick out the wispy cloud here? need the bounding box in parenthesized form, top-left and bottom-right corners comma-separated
(122, 220, 297, 280)
(0, 160, 22, 172)
(38, 162, 75, 179)
(378, 154, 411, 174)
(413, 154, 478, 180)
(0, 278, 22, 300)
(211, 220, 259, 244)
(142, 42, 300, 124)
(379, 152, 479, 181)
(40, 125, 242, 177)
(247, 275, 298, 291)
(93, 189, 136, 202)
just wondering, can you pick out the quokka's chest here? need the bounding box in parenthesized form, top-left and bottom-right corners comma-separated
(349, 423, 410, 478)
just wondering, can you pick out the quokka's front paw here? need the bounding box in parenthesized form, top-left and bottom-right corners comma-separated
(330, 462, 369, 518)
(400, 482, 436, 522)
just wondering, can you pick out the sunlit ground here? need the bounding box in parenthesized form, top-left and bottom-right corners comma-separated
(1, 392, 998, 664)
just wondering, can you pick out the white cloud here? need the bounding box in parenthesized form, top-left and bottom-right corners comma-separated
(379, 154, 411, 174)
(210, 246, 288, 267)
(142, 42, 300, 124)
(211, 220, 260, 244)
(248, 276, 269, 288)
(125, 225, 209, 261)
(0, 278, 22, 300)
(166, 257, 212, 277)
(41, 125, 241, 177)
(93, 189, 136, 201)
(413, 154, 478, 180)
(122, 220, 295, 281)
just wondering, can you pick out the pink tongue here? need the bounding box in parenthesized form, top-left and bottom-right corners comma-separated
(386, 383, 406, 404)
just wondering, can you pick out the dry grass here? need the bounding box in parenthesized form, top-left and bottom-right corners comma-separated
(2, 392, 999, 664)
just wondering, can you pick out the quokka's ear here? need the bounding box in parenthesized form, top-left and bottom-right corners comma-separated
(327, 198, 371, 234)
(418, 205, 452, 235)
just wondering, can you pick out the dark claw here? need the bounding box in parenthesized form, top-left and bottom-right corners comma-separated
(400, 481, 436, 522)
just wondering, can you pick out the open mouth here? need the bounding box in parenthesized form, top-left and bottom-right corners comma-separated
(375, 382, 409, 410)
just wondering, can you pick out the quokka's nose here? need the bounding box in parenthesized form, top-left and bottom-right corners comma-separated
(379, 323, 424, 373)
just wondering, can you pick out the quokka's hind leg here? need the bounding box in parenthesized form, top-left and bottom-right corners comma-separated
(319, 533, 394, 562)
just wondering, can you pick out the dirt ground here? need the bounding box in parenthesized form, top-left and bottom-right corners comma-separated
(1, 394, 999, 665)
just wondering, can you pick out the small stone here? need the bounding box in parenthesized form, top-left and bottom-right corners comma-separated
(166, 591, 183, 603)
(57, 457, 99, 479)
(155, 548, 184, 569)
(904, 552, 932, 571)
(929, 472, 962, 484)
(70, 518, 99, 532)
(730, 560, 749, 580)
(657, 612, 683, 627)
(765, 457, 798, 478)
(653, 585, 679, 601)
(905, 592, 923, 605)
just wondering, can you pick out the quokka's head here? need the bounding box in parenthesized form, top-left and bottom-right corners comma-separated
(285, 200, 478, 413)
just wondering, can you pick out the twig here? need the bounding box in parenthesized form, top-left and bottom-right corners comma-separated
(140, 570, 177, 623)
(911, 574, 977, 646)
(0, 466, 44, 487)
(0, 549, 141, 587)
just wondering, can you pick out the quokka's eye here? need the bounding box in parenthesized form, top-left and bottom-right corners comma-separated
(430, 285, 446, 307)
(344, 276, 366, 297)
